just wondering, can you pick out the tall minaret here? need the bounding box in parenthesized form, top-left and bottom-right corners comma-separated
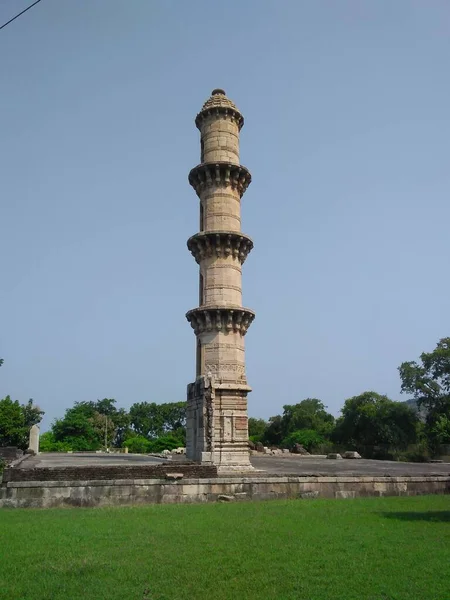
(185, 89, 255, 471)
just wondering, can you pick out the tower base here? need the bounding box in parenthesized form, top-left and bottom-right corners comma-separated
(186, 376, 254, 472)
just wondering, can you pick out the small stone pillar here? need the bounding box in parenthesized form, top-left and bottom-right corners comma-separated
(28, 424, 40, 454)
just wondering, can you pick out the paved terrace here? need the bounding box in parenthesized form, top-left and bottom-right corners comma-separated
(17, 452, 450, 477)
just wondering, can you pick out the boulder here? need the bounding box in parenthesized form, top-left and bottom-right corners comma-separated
(171, 447, 185, 455)
(342, 451, 362, 459)
(282, 448, 290, 454)
(255, 442, 264, 452)
(248, 440, 256, 450)
(292, 444, 310, 455)
(327, 453, 343, 459)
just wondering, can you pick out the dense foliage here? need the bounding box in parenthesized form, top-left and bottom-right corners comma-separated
(399, 337, 450, 452)
(40, 399, 187, 452)
(332, 392, 419, 458)
(0, 396, 44, 449)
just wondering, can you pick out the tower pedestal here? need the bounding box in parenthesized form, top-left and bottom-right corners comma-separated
(186, 376, 253, 471)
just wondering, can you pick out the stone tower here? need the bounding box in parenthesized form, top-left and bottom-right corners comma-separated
(185, 89, 255, 471)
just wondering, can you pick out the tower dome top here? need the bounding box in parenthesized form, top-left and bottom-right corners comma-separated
(195, 89, 244, 130)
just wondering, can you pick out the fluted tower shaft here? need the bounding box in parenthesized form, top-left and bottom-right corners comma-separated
(186, 89, 254, 470)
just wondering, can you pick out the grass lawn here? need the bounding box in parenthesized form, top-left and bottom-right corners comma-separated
(1, 496, 449, 600)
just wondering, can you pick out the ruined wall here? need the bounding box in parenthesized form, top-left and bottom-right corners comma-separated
(1, 475, 449, 509)
(3, 463, 217, 483)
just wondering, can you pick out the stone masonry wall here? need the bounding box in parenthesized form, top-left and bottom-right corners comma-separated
(3, 463, 217, 483)
(1, 475, 449, 508)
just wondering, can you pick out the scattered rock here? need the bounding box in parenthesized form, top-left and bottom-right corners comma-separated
(172, 447, 186, 455)
(343, 451, 362, 459)
(248, 440, 256, 450)
(217, 494, 235, 502)
(255, 442, 264, 452)
(234, 492, 248, 500)
(263, 446, 270, 454)
(282, 448, 290, 454)
(299, 491, 319, 499)
(327, 453, 343, 459)
(292, 444, 310, 455)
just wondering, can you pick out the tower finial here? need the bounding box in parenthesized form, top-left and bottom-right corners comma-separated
(211, 88, 226, 95)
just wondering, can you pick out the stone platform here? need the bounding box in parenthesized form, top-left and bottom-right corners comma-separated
(1, 453, 449, 508)
(13, 452, 450, 477)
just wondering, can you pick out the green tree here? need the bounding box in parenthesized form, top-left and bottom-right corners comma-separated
(39, 431, 72, 452)
(263, 399, 334, 446)
(123, 435, 151, 454)
(248, 417, 267, 443)
(129, 402, 186, 440)
(22, 399, 44, 430)
(282, 429, 325, 452)
(399, 337, 450, 452)
(50, 399, 131, 450)
(0, 396, 25, 447)
(282, 399, 335, 437)
(52, 402, 101, 451)
(333, 391, 418, 457)
(0, 396, 44, 449)
(263, 415, 284, 446)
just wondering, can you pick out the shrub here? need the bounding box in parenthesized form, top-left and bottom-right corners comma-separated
(398, 441, 430, 463)
(148, 434, 184, 453)
(282, 429, 325, 452)
(0, 458, 5, 474)
(39, 432, 72, 453)
(123, 436, 151, 454)
(249, 434, 263, 445)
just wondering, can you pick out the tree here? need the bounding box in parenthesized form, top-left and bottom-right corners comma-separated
(281, 399, 335, 437)
(399, 338, 450, 451)
(52, 402, 101, 451)
(333, 391, 418, 457)
(22, 399, 44, 430)
(129, 402, 186, 440)
(263, 399, 335, 446)
(263, 415, 284, 446)
(0, 396, 44, 449)
(0, 396, 25, 447)
(282, 429, 325, 452)
(248, 418, 267, 442)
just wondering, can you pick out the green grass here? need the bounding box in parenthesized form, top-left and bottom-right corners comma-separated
(1, 496, 449, 600)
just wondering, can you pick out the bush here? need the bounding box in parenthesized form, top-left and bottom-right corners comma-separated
(39, 432, 72, 453)
(281, 429, 325, 452)
(148, 434, 184, 453)
(0, 458, 5, 474)
(249, 434, 263, 445)
(123, 436, 151, 454)
(397, 442, 430, 463)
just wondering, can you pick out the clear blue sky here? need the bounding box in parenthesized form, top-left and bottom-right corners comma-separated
(1, 0, 449, 431)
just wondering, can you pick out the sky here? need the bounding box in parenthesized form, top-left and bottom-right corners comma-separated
(1, 0, 449, 431)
